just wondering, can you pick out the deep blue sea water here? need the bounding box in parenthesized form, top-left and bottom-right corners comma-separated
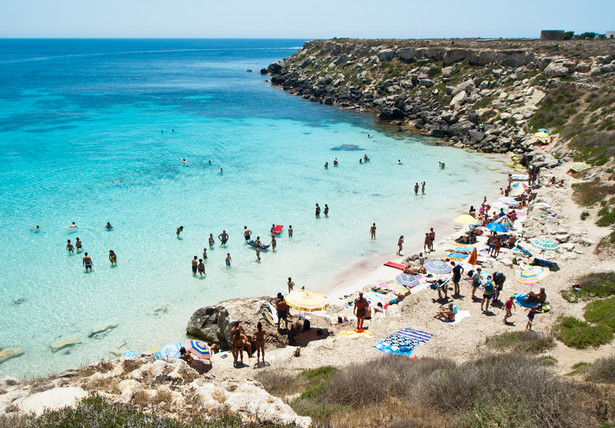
(0, 39, 507, 377)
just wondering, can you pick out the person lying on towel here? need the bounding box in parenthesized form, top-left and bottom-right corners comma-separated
(433, 303, 455, 322)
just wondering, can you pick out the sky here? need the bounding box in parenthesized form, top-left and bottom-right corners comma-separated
(1, 0, 614, 39)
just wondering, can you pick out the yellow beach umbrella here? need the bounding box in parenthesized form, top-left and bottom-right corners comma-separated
(286, 289, 329, 312)
(571, 162, 590, 173)
(535, 131, 550, 139)
(516, 266, 549, 284)
(454, 214, 480, 225)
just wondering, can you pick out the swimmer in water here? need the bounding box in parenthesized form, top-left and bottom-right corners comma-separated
(333, 158, 338, 166)
(288, 225, 293, 238)
(82, 252, 93, 271)
(324, 162, 328, 168)
(208, 233, 215, 247)
(105, 222, 113, 230)
(109, 250, 117, 265)
(225, 253, 232, 266)
(32, 225, 41, 230)
(208, 159, 212, 164)
(66, 239, 74, 253)
(220, 168, 223, 174)
(398, 160, 402, 165)
(75, 237, 82, 252)
(182, 159, 189, 164)
(69, 222, 77, 229)
(176, 226, 184, 237)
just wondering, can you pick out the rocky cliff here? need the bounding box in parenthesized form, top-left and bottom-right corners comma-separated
(262, 38, 615, 155)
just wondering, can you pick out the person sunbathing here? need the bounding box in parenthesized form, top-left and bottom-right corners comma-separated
(525, 288, 546, 304)
(433, 304, 455, 322)
(403, 265, 426, 275)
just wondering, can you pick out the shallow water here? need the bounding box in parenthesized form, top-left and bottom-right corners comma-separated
(0, 39, 507, 378)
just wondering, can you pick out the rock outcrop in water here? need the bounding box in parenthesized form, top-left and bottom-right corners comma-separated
(262, 39, 615, 154)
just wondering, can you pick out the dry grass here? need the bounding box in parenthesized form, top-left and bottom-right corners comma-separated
(122, 359, 142, 374)
(572, 181, 615, 206)
(79, 360, 114, 377)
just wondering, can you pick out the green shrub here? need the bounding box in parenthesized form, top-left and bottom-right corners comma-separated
(585, 297, 615, 331)
(572, 181, 615, 207)
(581, 211, 590, 220)
(553, 316, 613, 349)
(486, 331, 556, 353)
(584, 356, 615, 383)
(571, 272, 615, 299)
(455, 391, 536, 428)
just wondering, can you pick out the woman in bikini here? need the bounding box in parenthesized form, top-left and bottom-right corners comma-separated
(253, 322, 268, 363)
(231, 322, 244, 367)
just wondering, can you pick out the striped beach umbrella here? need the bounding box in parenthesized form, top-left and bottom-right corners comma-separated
(286, 289, 329, 312)
(424, 259, 453, 275)
(495, 216, 514, 230)
(485, 222, 508, 233)
(154, 342, 182, 360)
(380, 282, 409, 294)
(121, 351, 140, 358)
(571, 162, 590, 173)
(499, 196, 519, 205)
(396, 274, 420, 289)
(531, 236, 561, 252)
(184, 340, 211, 359)
(516, 266, 549, 284)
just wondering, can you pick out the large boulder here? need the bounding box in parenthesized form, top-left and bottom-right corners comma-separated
(377, 49, 396, 62)
(443, 49, 469, 66)
(544, 62, 570, 77)
(451, 79, 475, 97)
(16, 387, 88, 416)
(0, 347, 25, 364)
(398, 47, 414, 61)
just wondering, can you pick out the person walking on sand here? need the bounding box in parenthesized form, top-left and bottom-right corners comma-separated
(414, 183, 419, 195)
(218, 230, 229, 245)
(354, 291, 369, 330)
(288, 277, 295, 293)
(82, 252, 93, 272)
(208, 233, 215, 247)
(421, 181, 426, 194)
(315, 203, 321, 217)
(271, 235, 276, 250)
(451, 261, 463, 296)
(243, 226, 252, 241)
(370, 223, 376, 239)
(423, 232, 430, 253)
(471, 267, 482, 299)
(231, 321, 244, 367)
(526, 306, 539, 330)
(254, 322, 268, 363)
(256, 246, 261, 262)
(429, 228, 435, 251)
(191, 256, 198, 275)
(109, 250, 117, 266)
(225, 253, 232, 266)
(481, 275, 494, 312)
(288, 225, 293, 238)
(66, 239, 74, 254)
(197, 259, 205, 276)
(504, 295, 516, 324)
(324, 204, 329, 216)
(396, 235, 404, 256)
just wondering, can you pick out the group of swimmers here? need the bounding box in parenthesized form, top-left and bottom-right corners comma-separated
(63, 222, 117, 272)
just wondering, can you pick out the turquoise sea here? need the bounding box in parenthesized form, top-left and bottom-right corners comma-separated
(0, 39, 506, 378)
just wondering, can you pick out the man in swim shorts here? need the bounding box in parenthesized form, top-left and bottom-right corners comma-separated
(315, 203, 320, 217)
(287, 277, 295, 293)
(82, 252, 93, 271)
(288, 225, 293, 237)
(218, 230, 229, 245)
(244, 226, 252, 241)
(225, 253, 231, 266)
(192, 256, 198, 275)
(354, 292, 369, 330)
(176, 226, 183, 237)
(66, 239, 74, 253)
(276, 294, 289, 329)
(451, 261, 463, 296)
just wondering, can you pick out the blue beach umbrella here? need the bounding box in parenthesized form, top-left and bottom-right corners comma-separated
(396, 274, 420, 289)
(185, 340, 211, 359)
(485, 222, 508, 233)
(154, 342, 182, 359)
(537, 129, 550, 135)
(531, 236, 561, 252)
(424, 259, 453, 275)
(121, 351, 141, 358)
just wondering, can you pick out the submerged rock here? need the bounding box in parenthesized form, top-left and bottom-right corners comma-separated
(50, 336, 81, 353)
(0, 347, 25, 364)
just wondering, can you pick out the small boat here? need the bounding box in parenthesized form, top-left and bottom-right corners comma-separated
(247, 240, 270, 250)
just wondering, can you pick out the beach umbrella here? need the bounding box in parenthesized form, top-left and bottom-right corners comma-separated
(485, 222, 508, 233)
(511, 182, 528, 190)
(396, 274, 420, 289)
(286, 289, 329, 312)
(454, 214, 480, 225)
(571, 162, 590, 173)
(516, 266, 549, 284)
(467, 247, 478, 265)
(531, 236, 561, 252)
(535, 131, 549, 139)
(154, 342, 182, 360)
(495, 216, 514, 230)
(184, 340, 211, 359)
(489, 201, 509, 210)
(498, 196, 519, 206)
(381, 282, 409, 294)
(424, 259, 453, 275)
(537, 128, 550, 135)
(121, 351, 140, 358)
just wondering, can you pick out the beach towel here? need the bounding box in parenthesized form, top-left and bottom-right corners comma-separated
(447, 252, 469, 261)
(371, 285, 390, 294)
(442, 310, 470, 325)
(365, 292, 384, 305)
(514, 293, 538, 308)
(338, 329, 374, 339)
(373, 328, 432, 356)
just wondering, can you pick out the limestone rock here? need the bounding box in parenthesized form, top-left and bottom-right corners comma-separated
(89, 320, 119, 337)
(50, 336, 81, 353)
(561, 243, 575, 252)
(377, 49, 396, 62)
(398, 47, 414, 61)
(554, 234, 570, 243)
(544, 62, 569, 77)
(450, 91, 468, 106)
(579, 237, 595, 247)
(0, 347, 25, 364)
(16, 387, 88, 416)
(451, 79, 475, 97)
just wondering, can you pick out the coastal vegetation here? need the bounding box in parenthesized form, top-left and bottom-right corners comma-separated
(255, 353, 613, 427)
(553, 315, 613, 349)
(485, 330, 556, 353)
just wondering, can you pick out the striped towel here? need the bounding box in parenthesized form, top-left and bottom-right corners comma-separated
(373, 328, 432, 355)
(448, 252, 469, 261)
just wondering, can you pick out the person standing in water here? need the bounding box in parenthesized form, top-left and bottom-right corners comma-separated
(256, 246, 261, 262)
(197, 259, 205, 277)
(288, 225, 293, 238)
(324, 204, 329, 216)
(243, 226, 252, 241)
(396, 235, 404, 256)
(370, 223, 376, 239)
(333, 158, 338, 166)
(414, 183, 419, 195)
(192, 256, 198, 275)
(176, 226, 183, 237)
(315, 203, 321, 217)
(421, 181, 426, 194)
(429, 227, 436, 252)
(288, 277, 295, 293)
(82, 252, 93, 272)
(75, 237, 82, 252)
(66, 239, 74, 253)
(202, 248, 208, 260)
(225, 253, 232, 266)
(208, 234, 215, 247)
(69, 221, 77, 229)
(109, 250, 117, 266)
(218, 230, 229, 245)
(105, 222, 113, 230)
(271, 235, 277, 251)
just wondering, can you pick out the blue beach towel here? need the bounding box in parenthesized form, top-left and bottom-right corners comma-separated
(373, 328, 432, 356)
(514, 293, 538, 308)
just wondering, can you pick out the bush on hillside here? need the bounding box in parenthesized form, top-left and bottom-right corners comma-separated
(585, 297, 615, 330)
(553, 316, 613, 349)
(485, 331, 556, 353)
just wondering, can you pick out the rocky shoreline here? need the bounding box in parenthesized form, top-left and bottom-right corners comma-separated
(261, 39, 614, 155)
